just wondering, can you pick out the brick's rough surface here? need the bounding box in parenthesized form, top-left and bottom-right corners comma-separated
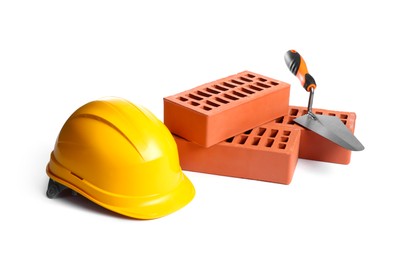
(164, 71, 290, 147)
(174, 124, 300, 185)
(271, 106, 357, 164)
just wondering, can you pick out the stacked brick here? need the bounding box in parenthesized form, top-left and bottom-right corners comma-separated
(163, 71, 357, 184)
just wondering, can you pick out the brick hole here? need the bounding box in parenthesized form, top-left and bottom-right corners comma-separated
(231, 79, 245, 85)
(341, 119, 347, 125)
(315, 111, 323, 115)
(226, 137, 234, 143)
(232, 91, 247, 98)
(188, 93, 203, 101)
(239, 136, 248, 144)
(247, 73, 256, 78)
(274, 116, 284, 124)
(255, 82, 271, 88)
(258, 77, 267, 82)
(283, 130, 291, 136)
(288, 117, 296, 125)
(280, 137, 289, 143)
(270, 81, 279, 86)
(215, 97, 229, 104)
(270, 129, 278, 138)
(301, 110, 308, 116)
(340, 114, 348, 119)
(206, 87, 220, 94)
(206, 100, 220, 107)
(265, 139, 274, 147)
(202, 106, 212, 111)
(244, 129, 252, 134)
(224, 94, 239, 101)
(214, 85, 228, 91)
(329, 112, 336, 116)
(223, 82, 237, 88)
(197, 90, 211, 98)
(178, 96, 188, 102)
(241, 87, 255, 95)
(257, 127, 266, 136)
(248, 85, 263, 91)
(190, 101, 200, 106)
(239, 76, 252, 82)
(252, 137, 260, 146)
(290, 108, 299, 116)
(278, 143, 287, 149)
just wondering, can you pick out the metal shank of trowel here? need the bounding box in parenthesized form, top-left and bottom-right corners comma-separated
(307, 88, 318, 120)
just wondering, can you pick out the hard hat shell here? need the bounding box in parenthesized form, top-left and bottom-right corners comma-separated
(46, 97, 195, 219)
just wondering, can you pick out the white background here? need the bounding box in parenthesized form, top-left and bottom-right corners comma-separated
(1, 1, 407, 259)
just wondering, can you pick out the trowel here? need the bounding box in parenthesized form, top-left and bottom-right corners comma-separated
(284, 50, 364, 151)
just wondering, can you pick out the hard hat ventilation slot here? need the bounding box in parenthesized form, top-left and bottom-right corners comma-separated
(71, 172, 84, 180)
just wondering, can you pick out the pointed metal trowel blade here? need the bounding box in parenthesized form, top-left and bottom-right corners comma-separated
(294, 114, 365, 151)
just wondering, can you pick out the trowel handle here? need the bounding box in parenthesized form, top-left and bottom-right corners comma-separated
(284, 50, 316, 92)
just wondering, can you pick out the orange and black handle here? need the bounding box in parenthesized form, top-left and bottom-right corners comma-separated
(284, 50, 316, 92)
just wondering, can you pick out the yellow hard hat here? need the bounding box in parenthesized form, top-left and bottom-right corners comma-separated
(46, 97, 195, 219)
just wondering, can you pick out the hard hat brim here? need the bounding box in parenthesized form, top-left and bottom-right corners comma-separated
(47, 163, 195, 220)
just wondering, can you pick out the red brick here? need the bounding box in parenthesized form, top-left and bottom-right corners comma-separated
(174, 124, 300, 185)
(271, 106, 357, 164)
(164, 71, 290, 147)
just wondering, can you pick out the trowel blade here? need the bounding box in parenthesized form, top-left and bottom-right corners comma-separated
(294, 114, 365, 151)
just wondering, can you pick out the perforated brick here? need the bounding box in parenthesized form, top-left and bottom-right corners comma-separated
(164, 71, 290, 147)
(174, 124, 300, 185)
(271, 106, 357, 164)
